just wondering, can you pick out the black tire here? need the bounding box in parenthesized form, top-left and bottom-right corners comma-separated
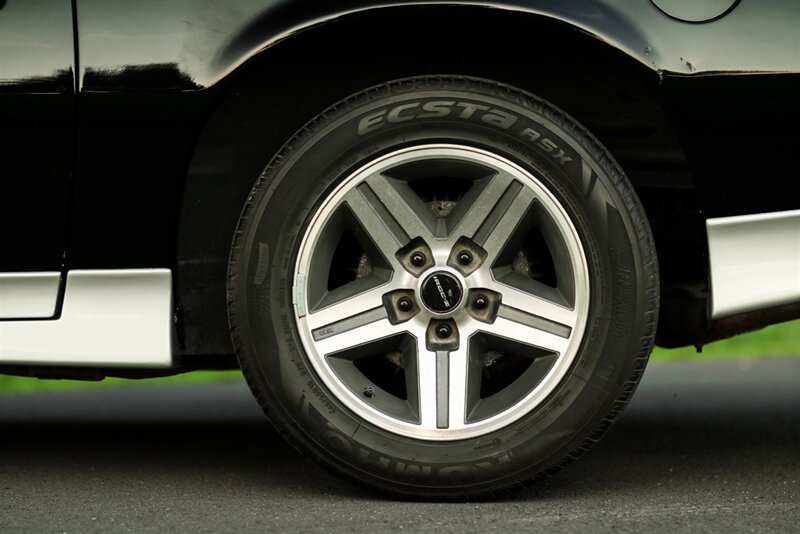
(228, 76, 658, 498)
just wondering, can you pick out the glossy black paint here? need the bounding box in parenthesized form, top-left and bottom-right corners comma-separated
(70, 90, 215, 269)
(0, 0, 75, 271)
(57, 0, 799, 272)
(1, 0, 798, 354)
(74, 0, 800, 91)
(662, 72, 800, 218)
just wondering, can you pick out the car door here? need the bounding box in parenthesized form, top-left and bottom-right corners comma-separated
(0, 0, 75, 318)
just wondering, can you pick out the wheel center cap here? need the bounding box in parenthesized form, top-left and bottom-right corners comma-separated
(421, 271, 462, 313)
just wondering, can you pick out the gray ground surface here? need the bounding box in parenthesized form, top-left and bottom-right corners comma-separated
(1, 358, 798, 533)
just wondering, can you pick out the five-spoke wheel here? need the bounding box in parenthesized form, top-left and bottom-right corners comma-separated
(294, 145, 589, 440)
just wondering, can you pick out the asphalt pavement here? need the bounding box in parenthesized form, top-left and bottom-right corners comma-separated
(1, 358, 798, 533)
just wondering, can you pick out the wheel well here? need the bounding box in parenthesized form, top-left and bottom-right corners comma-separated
(175, 6, 701, 356)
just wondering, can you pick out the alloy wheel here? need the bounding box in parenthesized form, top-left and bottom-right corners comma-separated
(293, 144, 590, 440)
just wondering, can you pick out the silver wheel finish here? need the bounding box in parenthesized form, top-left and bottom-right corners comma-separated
(293, 144, 589, 441)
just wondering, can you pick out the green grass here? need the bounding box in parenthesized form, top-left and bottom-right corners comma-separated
(1, 321, 797, 394)
(0, 369, 243, 394)
(651, 319, 799, 361)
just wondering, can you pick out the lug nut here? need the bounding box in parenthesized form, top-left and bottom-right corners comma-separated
(397, 297, 413, 312)
(474, 294, 488, 310)
(410, 252, 426, 267)
(457, 250, 473, 265)
(436, 323, 452, 339)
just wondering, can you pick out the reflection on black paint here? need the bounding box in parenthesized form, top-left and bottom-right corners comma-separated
(82, 63, 201, 92)
(0, 68, 74, 94)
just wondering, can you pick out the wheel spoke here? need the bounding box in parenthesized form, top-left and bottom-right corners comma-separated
(481, 315, 571, 356)
(436, 350, 451, 429)
(415, 340, 470, 430)
(479, 185, 536, 260)
(363, 173, 436, 240)
(343, 172, 435, 259)
(443, 344, 470, 429)
(343, 186, 407, 262)
(447, 170, 516, 242)
(305, 285, 389, 331)
(415, 336, 439, 429)
(494, 283, 577, 333)
(313, 317, 399, 356)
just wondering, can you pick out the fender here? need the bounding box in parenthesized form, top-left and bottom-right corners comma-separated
(77, 0, 800, 92)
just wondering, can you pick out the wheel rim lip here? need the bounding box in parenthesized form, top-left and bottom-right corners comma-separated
(293, 144, 590, 441)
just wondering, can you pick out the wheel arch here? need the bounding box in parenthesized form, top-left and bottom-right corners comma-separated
(175, 4, 694, 357)
(199, 1, 662, 88)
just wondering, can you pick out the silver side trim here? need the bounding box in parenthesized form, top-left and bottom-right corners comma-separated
(707, 210, 800, 318)
(0, 272, 61, 319)
(0, 269, 173, 367)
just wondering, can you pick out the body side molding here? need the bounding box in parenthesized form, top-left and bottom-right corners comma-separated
(0, 269, 173, 367)
(0, 272, 61, 319)
(707, 210, 800, 318)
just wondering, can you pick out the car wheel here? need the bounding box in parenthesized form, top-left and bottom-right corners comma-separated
(228, 76, 658, 498)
